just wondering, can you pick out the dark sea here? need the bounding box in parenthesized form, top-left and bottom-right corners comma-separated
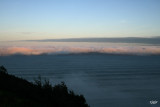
(0, 54, 160, 107)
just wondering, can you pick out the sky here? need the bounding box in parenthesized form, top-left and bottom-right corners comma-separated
(0, 0, 160, 41)
(0, 0, 160, 56)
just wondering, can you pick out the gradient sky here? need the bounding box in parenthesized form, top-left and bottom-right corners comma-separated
(0, 0, 160, 41)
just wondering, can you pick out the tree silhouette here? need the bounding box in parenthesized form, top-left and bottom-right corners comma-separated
(0, 65, 7, 74)
(0, 66, 90, 107)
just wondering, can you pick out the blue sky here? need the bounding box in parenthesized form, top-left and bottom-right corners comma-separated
(0, 0, 160, 41)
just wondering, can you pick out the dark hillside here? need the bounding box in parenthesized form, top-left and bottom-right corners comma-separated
(0, 66, 89, 107)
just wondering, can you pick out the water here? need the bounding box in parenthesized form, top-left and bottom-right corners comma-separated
(0, 54, 160, 107)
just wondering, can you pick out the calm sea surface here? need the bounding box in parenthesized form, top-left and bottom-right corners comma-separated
(0, 54, 160, 107)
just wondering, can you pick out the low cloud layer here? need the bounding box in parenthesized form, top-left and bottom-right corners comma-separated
(24, 37, 160, 45)
(0, 45, 160, 56)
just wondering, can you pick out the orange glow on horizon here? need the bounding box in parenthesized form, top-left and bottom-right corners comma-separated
(0, 45, 160, 56)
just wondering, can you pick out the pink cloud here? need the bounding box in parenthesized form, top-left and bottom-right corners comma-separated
(0, 46, 160, 56)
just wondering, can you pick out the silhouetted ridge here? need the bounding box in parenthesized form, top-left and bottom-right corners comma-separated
(0, 66, 90, 107)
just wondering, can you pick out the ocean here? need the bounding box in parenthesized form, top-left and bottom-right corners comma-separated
(0, 54, 160, 107)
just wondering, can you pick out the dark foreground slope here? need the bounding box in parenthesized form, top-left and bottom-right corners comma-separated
(0, 66, 89, 107)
